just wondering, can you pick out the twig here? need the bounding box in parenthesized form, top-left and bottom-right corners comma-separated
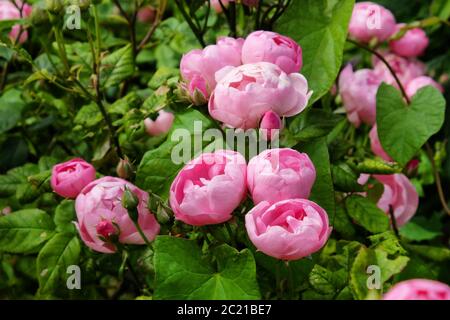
(425, 142, 450, 216)
(347, 39, 411, 104)
(137, 0, 167, 51)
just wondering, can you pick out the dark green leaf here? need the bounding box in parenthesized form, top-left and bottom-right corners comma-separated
(345, 195, 390, 234)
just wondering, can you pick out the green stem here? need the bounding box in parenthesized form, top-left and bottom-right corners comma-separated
(132, 220, 152, 247)
(174, 0, 206, 47)
(286, 261, 295, 299)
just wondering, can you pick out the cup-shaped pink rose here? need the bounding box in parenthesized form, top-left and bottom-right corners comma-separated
(338, 64, 382, 127)
(247, 148, 316, 205)
(245, 199, 331, 260)
(389, 25, 429, 58)
(75, 177, 160, 253)
(405, 76, 444, 99)
(209, 62, 312, 129)
(51, 158, 96, 199)
(170, 150, 247, 226)
(180, 36, 244, 100)
(348, 2, 396, 43)
(242, 31, 303, 74)
(369, 125, 392, 162)
(259, 110, 283, 141)
(373, 174, 418, 227)
(0, 0, 32, 43)
(373, 52, 425, 88)
(144, 110, 174, 136)
(384, 279, 450, 300)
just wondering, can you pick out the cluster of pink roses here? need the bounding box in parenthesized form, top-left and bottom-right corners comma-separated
(170, 148, 331, 260)
(51, 159, 160, 253)
(180, 30, 311, 133)
(0, 0, 32, 43)
(338, 1, 443, 227)
(341, 2, 444, 128)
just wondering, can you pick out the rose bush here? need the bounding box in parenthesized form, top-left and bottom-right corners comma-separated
(0, 0, 448, 301)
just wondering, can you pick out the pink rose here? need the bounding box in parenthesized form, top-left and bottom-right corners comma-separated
(384, 279, 450, 300)
(373, 174, 418, 227)
(405, 76, 444, 99)
(0, 0, 32, 43)
(338, 64, 382, 127)
(75, 177, 160, 253)
(247, 148, 316, 205)
(373, 52, 426, 88)
(144, 110, 174, 136)
(259, 110, 283, 141)
(170, 150, 247, 226)
(242, 30, 303, 74)
(51, 158, 96, 199)
(369, 125, 392, 162)
(348, 2, 396, 43)
(389, 24, 429, 58)
(180, 36, 244, 100)
(209, 62, 312, 129)
(245, 199, 331, 260)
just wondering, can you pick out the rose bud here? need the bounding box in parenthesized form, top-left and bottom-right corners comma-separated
(348, 2, 396, 43)
(389, 24, 429, 58)
(405, 76, 444, 99)
(384, 279, 450, 300)
(373, 174, 418, 227)
(259, 111, 283, 141)
(338, 64, 382, 127)
(369, 125, 392, 162)
(51, 158, 96, 199)
(209, 62, 312, 129)
(169, 150, 247, 226)
(144, 110, 175, 136)
(247, 148, 316, 205)
(116, 157, 134, 180)
(245, 199, 331, 260)
(137, 5, 156, 23)
(75, 177, 160, 253)
(180, 37, 244, 101)
(242, 30, 303, 74)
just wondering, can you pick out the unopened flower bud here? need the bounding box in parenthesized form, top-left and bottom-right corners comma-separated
(122, 186, 140, 222)
(259, 111, 282, 141)
(116, 157, 134, 180)
(45, 0, 65, 14)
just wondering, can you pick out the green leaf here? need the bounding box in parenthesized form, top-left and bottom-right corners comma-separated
(282, 109, 343, 147)
(298, 138, 335, 216)
(345, 195, 390, 234)
(101, 44, 134, 88)
(351, 158, 403, 175)
(0, 209, 55, 253)
(74, 103, 103, 128)
(37, 233, 81, 295)
(0, 89, 26, 134)
(148, 67, 179, 90)
(309, 264, 342, 294)
(404, 244, 450, 262)
(136, 109, 218, 199)
(376, 84, 446, 165)
(349, 246, 379, 300)
(275, 0, 355, 103)
(54, 200, 77, 233)
(333, 205, 356, 238)
(153, 236, 260, 300)
(332, 163, 364, 192)
(399, 216, 443, 241)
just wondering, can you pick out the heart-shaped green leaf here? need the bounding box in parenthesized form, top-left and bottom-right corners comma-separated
(376, 83, 446, 166)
